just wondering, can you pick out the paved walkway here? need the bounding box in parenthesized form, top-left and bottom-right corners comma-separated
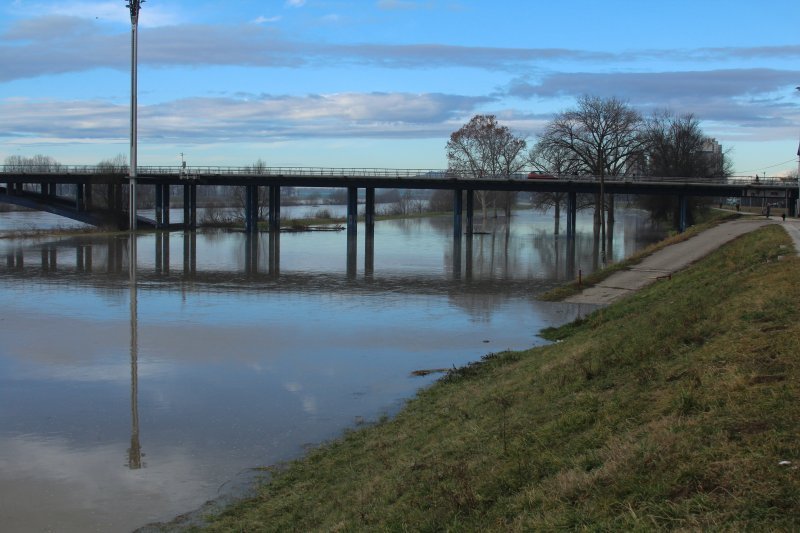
(564, 217, 800, 307)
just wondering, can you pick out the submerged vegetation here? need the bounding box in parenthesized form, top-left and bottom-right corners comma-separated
(192, 224, 799, 531)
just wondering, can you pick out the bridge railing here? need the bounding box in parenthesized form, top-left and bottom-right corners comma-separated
(0, 165, 794, 187)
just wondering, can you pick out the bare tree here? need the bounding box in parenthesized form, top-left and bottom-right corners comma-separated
(640, 111, 732, 224)
(528, 141, 582, 232)
(95, 154, 129, 210)
(642, 111, 731, 179)
(4, 155, 63, 193)
(537, 96, 644, 257)
(446, 114, 527, 222)
(233, 158, 270, 220)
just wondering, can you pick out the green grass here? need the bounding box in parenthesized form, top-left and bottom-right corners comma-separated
(192, 223, 800, 531)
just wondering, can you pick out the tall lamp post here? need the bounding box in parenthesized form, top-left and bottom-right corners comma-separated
(796, 87, 799, 217)
(126, 1, 144, 230)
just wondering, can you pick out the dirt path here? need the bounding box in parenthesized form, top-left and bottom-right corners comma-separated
(564, 218, 799, 306)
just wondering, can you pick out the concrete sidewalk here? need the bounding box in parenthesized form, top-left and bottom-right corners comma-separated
(564, 218, 799, 307)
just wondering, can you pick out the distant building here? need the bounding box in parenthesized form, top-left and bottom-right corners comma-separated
(700, 137, 724, 177)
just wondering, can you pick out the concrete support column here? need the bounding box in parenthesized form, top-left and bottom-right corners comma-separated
(75, 183, 85, 211)
(269, 185, 281, 232)
(365, 229, 374, 279)
(155, 185, 163, 228)
(163, 184, 171, 226)
(678, 194, 688, 233)
(245, 233, 259, 275)
(465, 235, 473, 281)
(567, 191, 577, 239)
(268, 231, 280, 277)
(347, 231, 357, 279)
(85, 183, 93, 210)
(365, 187, 375, 279)
(465, 190, 474, 235)
(364, 187, 375, 233)
(453, 189, 463, 238)
(190, 184, 197, 229)
(183, 185, 191, 230)
(346, 186, 358, 237)
(244, 185, 258, 233)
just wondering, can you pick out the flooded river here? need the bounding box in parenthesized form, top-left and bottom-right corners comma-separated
(0, 206, 665, 531)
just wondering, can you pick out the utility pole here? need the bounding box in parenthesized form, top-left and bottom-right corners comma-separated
(796, 87, 800, 217)
(127, 1, 144, 230)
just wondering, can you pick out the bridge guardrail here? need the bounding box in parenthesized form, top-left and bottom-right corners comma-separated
(0, 165, 795, 187)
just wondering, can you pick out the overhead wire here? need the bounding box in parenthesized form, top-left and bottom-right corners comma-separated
(736, 157, 798, 175)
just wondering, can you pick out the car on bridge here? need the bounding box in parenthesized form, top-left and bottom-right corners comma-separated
(527, 171, 555, 179)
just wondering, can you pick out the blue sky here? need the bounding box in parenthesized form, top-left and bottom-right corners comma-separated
(1, 0, 799, 175)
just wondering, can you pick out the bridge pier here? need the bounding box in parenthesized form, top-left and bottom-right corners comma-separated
(347, 186, 358, 237)
(347, 231, 357, 279)
(75, 184, 85, 211)
(269, 185, 281, 231)
(452, 236, 462, 280)
(365, 227, 375, 279)
(678, 194, 688, 233)
(268, 231, 280, 276)
(465, 235, 473, 281)
(365, 188, 375, 233)
(465, 190, 474, 235)
(183, 184, 197, 230)
(155, 184, 171, 228)
(365, 187, 375, 279)
(566, 191, 577, 239)
(245, 233, 259, 275)
(453, 189, 463, 238)
(244, 185, 258, 233)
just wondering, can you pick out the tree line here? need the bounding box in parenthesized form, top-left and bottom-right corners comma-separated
(446, 95, 732, 227)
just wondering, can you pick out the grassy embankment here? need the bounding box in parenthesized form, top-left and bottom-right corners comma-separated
(540, 210, 740, 301)
(196, 222, 799, 531)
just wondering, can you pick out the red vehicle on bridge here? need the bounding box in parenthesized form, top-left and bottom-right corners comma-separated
(527, 171, 555, 179)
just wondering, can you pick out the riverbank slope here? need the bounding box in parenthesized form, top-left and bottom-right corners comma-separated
(194, 224, 799, 531)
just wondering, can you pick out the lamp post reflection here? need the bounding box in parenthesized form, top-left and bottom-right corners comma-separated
(127, 235, 142, 469)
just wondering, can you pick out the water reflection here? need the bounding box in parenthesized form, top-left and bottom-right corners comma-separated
(129, 236, 142, 470)
(0, 208, 665, 531)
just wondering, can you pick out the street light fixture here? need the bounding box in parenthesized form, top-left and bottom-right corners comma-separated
(126, 0, 144, 230)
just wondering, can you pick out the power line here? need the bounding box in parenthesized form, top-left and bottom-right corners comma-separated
(737, 157, 797, 174)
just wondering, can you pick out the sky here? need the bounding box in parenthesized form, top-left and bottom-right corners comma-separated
(1, 0, 799, 175)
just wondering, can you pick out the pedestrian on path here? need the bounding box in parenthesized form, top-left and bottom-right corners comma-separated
(782, 212, 786, 222)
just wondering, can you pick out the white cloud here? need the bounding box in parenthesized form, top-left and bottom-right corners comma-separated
(0, 92, 491, 144)
(285, 0, 306, 7)
(377, 0, 432, 10)
(253, 15, 281, 24)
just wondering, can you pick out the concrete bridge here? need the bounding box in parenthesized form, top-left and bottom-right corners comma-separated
(1, 165, 797, 236)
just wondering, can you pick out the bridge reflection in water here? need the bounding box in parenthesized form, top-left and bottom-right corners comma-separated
(1, 227, 598, 473)
(0, 227, 610, 288)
